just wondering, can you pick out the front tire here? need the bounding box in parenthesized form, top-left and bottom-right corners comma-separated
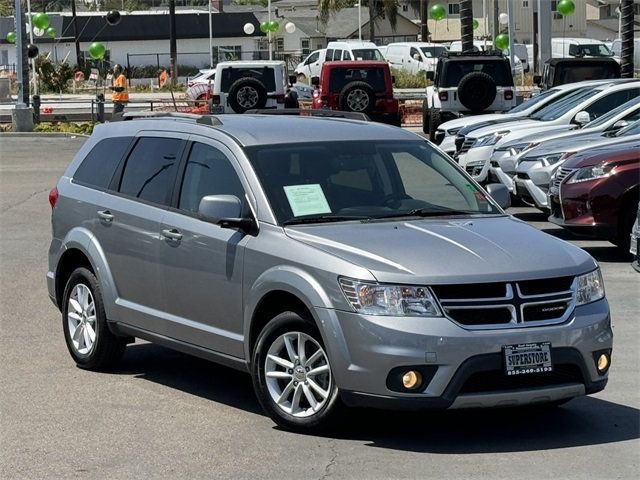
(252, 311, 342, 432)
(62, 267, 126, 370)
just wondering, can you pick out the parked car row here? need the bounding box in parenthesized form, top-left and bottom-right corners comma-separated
(436, 78, 639, 253)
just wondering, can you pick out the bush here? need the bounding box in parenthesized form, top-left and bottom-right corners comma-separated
(35, 56, 75, 93)
(391, 68, 428, 89)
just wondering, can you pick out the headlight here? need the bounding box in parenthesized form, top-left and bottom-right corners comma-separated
(505, 142, 538, 156)
(339, 278, 442, 317)
(567, 164, 613, 184)
(541, 153, 566, 166)
(575, 268, 605, 306)
(447, 127, 461, 135)
(475, 131, 510, 147)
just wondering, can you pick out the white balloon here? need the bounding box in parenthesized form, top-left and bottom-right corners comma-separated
(33, 27, 44, 37)
(499, 13, 509, 25)
(243, 22, 255, 35)
(285, 22, 296, 34)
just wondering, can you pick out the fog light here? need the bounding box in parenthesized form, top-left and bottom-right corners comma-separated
(597, 353, 610, 373)
(402, 370, 422, 390)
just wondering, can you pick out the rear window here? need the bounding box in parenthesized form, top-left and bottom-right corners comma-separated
(553, 64, 619, 85)
(442, 60, 512, 87)
(118, 137, 183, 206)
(328, 67, 386, 93)
(220, 67, 277, 92)
(351, 49, 384, 61)
(73, 137, 132, 190)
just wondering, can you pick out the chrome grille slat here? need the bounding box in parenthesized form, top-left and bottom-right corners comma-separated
(553, 167, 576, 189)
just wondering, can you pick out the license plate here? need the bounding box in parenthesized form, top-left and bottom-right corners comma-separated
(503, 342, 553, 376)
(210, 105, 224, 114)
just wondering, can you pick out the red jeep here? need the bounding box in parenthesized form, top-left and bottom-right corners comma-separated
(311, 61, 401, 126)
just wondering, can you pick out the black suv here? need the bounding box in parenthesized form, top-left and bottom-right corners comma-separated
(534, 57, 621, 91)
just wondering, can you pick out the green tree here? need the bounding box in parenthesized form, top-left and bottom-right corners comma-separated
(233, 0, 268, 6)
(0, 0, 14, 17)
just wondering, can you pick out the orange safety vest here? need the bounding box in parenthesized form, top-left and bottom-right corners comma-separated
(112, 74, 129, 102)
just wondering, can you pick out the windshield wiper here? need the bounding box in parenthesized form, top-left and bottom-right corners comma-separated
(373, 208, 478, 220)
(283, 215, 372, 226)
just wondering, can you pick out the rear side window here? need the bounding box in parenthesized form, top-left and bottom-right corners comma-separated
(73, 137, 132, 189)
(119, 137, 182, 206)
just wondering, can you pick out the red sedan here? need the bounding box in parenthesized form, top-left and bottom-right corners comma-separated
(548, 139, 640, 252)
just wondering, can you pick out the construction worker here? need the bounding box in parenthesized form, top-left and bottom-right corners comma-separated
(109, 64, 129, 115)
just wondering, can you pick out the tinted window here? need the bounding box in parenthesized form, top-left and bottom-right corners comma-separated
(351, 48, 384, 61)
(178, 143, 245, 213)
(443, 60, 512, 87)
(410, 47, 420, 59)
(584, 88, 640, 119)
(421, 46, 447, 58)
(554, 64, 619, 84)
(531, 87, 596, 121)
(305, 51, 319, 64)
(333, 49, 343, 61)
(328, 67, 386, 93)
(219, 67, 276, 92)
(73, 137, 132, 189)
(119, 137, 182, 205)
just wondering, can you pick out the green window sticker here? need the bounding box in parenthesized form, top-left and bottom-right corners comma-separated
(284, 184, 332, 217)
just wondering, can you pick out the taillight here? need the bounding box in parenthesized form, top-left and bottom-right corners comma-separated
(439, 91, 448, 101)
(49, 187, 59, 209)
(211, 94, 220, 105)
(504, 90, 513, 100)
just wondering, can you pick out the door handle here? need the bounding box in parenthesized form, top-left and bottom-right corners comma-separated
(161, 228, 183, 241)
(97, 210, 114, 222)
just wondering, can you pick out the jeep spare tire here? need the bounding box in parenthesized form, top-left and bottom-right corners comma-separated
(228, 77, 268, 113)
(339, 81, 375, 114)
(457, 72, 497, 112)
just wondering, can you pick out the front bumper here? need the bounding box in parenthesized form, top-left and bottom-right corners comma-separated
(489, 166, 516, 192)
(514, 177, 549, 209)
(456, 146, 493, 182)
(316, 299, 612, 410)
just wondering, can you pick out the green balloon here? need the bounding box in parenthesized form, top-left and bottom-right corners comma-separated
(259, 21, 269, 33)
(88, 42, 106, 60)
(557, 0, 575, 16)
(494, 33, 509, 50)
(45, 27, 56, 39)
(429, 4, 446, 21)
(32, 12, 50, 30)
(472, 19, 479, 30)
(268, 20, 279, 32)
(6, 31, 16, 44)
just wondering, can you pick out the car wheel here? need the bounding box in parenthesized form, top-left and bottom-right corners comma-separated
(613, 200, 638, 254)
(422, 100, 430, 135)
(227, 77, 268, 113)
(429, 108, 441, 142)
(62, 267, 126, 370)
(339, 81, 375, 114)
(252, 311, 342, 432)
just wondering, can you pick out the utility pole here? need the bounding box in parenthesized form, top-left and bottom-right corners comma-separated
(71, 0, 82, 70)
(169, 0, 177, 85)
(420, 0, 429, 42)
(12, 0, 33, 131)
(460, 0, 474, 52)
(620, 0, 635, 77)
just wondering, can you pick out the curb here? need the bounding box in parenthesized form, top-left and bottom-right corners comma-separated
(0, 132, 90, 138)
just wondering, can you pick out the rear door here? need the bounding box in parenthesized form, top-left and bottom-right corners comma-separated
(96, 133, 186, 331)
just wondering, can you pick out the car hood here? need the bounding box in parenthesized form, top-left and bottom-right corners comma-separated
(501, 125, 579, 148)
(285, 216, 595, 285)
(440, 114, 522, 133)
(465, 119, 546, 139)
(523, 131, 640, 158)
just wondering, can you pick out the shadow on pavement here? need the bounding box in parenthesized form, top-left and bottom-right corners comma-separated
(512, 211, 548, 222)
(114, 344, 638, 454)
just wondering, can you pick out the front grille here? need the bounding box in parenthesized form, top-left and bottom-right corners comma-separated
(516, 172, 529, 179)
(454, 135, 465, 152)
(433, 277, 575, 329)
(459, 138, 476, 154)
(553, 167, 576, 189)
(459, 364, 584, 394)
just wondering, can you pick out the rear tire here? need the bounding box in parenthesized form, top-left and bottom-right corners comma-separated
(422, 100, 430, 135)
(429, 108, 441, 142)
(252, 311, 342, 432)
(62, 267, 126, 370)
(612, 200, 638, 254)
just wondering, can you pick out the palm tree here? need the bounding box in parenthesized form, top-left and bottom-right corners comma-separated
(318, 0, 422, 42)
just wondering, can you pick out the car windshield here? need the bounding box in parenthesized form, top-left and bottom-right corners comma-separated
(585, 97, 640, 128)
(508, 88, 562, 113)
(615, 119, 640, 136)
(245, 141, 501, 225)
(328, 67, 386, 93)
(351, 49, 384, 61)
(575, 44, 614, 57)
(219, 67, 276, 92)
(530, 87, 596, 121)
(421, 46, 447, 58)
(442, 60, 513, 87)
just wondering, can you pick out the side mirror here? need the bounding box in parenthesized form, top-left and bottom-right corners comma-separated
(612, 120, 628, 130)
(573, 111, 591, 125)
(533, 74, 541, 86)
(311, 76, 320, 87)
(425, 71, 434, 82)
(413, 53, 421, 62)
(486, 183, 511, 210)
(288, 74, 297, 86)
(198, 195, 255, 233)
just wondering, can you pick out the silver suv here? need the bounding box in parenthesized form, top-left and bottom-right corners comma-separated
(47, 112, 612, 432)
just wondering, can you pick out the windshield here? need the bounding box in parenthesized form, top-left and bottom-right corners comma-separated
(508, 88, 562, 113)
(615, 119, 640, 136)
(573, 44, 614, 57)
(530, 87, 596, 121)
(584, 97, 640, 128)
(421, 46, 447, 58)
(245, 141, 501, 225)
(351, 49, 384, 61)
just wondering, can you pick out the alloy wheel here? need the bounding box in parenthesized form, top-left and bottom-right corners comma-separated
(67, 284, 97, 355)
(346, 89, 370, 111)
(237, 86, 259, 108)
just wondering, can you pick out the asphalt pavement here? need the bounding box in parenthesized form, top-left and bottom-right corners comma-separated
(0, 136, 638, 479)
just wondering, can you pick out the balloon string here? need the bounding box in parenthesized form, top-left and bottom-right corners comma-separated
(88, 23, 108, 44)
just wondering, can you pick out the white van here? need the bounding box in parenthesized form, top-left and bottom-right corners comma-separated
(449, 40, 524, 75)
(325, 40, 384, 61)
(294, 49, 327, 80)
(551, 38, 616, 59)
(611, 38, 640, 71)
(384, 42, 447, 74)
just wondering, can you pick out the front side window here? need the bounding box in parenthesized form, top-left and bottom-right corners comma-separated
(178, 143, 245, 213)
(584, 89, 640, 120)
(246, 141, 500, 225)
(73, 137, 132, 189)
(119, 137, 182, 206)
(305, 51, 319, 65)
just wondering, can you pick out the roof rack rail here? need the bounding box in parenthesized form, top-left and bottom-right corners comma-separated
(119, 111, 222, 126)
(245, 109, 370, 121)
(442, 50, 505, 57)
